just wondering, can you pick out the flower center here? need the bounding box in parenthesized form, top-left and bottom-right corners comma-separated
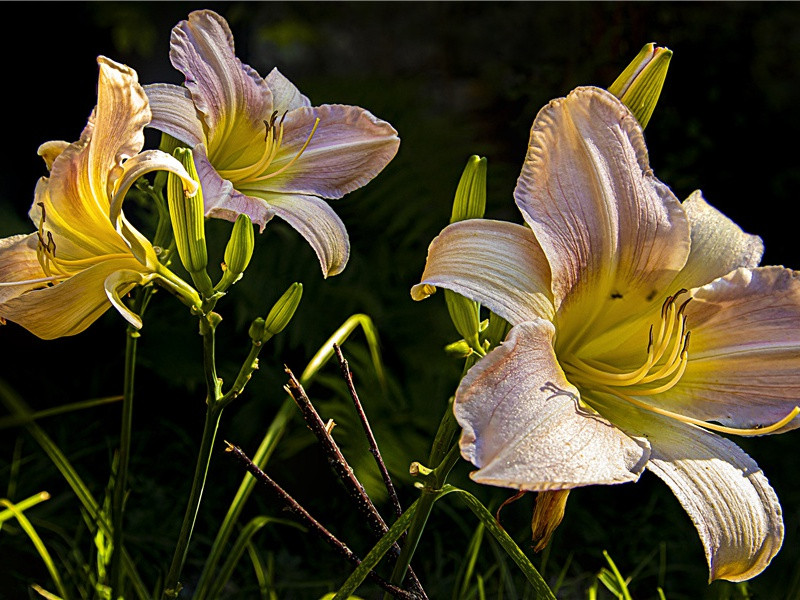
(562, 289, 799, 437)
(216, 111, 320, 185)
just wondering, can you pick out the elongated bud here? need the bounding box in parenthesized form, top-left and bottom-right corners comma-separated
(531, 490, 570, 552)
(214, 214, 255, 293)
(167, 148, 213, 294)
(608, 43, 672, 129)
(482, 311, 511, 350)
(445, 155, 488, 354)
(450, 155, 487, 223)
(264, 283, 303, 336)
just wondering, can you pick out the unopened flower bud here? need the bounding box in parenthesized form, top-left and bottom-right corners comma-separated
(444, 339, 473, 358)
(264, 283, 303, 336)
(445, 289, 482, 354)
(167, 147, 212, 294)
(608, 43, 672, 129)
(450, 155, 487, 223)
(248, 317, 267, 343)
(531, 490, 570, 552)
(224, 214, 255, 278)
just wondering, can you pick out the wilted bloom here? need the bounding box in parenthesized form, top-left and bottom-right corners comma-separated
(412, 86, 800, 581)
(145, 10, 400, 277)
(0, 57, 199, 339)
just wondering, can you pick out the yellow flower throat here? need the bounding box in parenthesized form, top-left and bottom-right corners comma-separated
(217, 111, 320, 185)
(562, 290, 798, 436)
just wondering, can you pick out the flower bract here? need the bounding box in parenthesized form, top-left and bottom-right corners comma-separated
(0, 57, 199, 339)
(412, 86, 800, 582)
(145, 10, 400, 277)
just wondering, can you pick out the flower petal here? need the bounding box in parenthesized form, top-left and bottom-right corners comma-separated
(37, 141, 70, 171)
(251, 104, 400, 198)
(0, 257, 145, 339)
(169, 10, 272, 148)
(144, 83, 206, 147)
(254, 192, 350, 277)
(669, 191, 763, 291)
(0, 234, 47, 304)
(604, 401, 783, 582)
(411, 220, 555, 325)
(455, 320, 650, 491)
(104, 269, 153, 329)
(195, 145, 276, 228)
(658, 266, 800, 431)
(514, 86, 690, 342)
(265, 68, 311, 113)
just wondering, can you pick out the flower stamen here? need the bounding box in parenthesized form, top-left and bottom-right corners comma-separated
(241, 117, 320, 184)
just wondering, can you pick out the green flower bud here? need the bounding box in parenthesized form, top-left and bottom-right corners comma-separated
(214, 214, 255, 293)
(445, 155, 488, 355)
(154, 133, 184, 190)
(264, 283, 303, 336)
(450, 155, 487, 224)
(248, 317, 267, 343)
(608, 43, 672, 129)
(167, 147, 213, 294)
(444, 339, 473, 358)
(482, 311, 511, 350)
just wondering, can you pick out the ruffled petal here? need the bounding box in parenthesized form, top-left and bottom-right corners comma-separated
(455, 320, 650, 491)
(669, 191, 763, 291)
(0, 257, 145, 339)
(0, 234, 47, 304)
(37, 141, 70, 171)
(252, 104, 400, 198)
(411, 220, 555, 325)
(603, 401, 783, 582)
(169, 9, 272, 151)
(514, 86, 690, 343)
(265, 68, 311, 113)
(655, 266, 800, 431)
(144, 83, 206, 147)
(253, 192, 350, 277)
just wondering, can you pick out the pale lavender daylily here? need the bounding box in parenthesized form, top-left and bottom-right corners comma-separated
(412, 86, 800, 582)
(145, 10, 400, 277)
(0, 57, 199, 339)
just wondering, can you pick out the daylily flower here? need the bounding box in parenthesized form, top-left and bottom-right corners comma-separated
(412, 86, 800, 582)
(0, 57, 199, 340)
(145, 9, 400, 277)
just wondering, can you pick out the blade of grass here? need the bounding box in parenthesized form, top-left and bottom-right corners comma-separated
(0, 395, 123, 429)
(1, 498, 69, 600)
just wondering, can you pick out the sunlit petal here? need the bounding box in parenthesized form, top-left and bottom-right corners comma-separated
(411, 220, 555, 325)
(514, 86, 690, 343)
(258, 104, 400, 198)
(169, 9, 272, 148)
(37, 141, 70, 172)
(144, 83, 206, 147)
(456, 320, 650, 490)
(253, 192, 350, 277)
(0, 234, 46, 304)
(669, 191, 763, 291)
(265, 67, 311, 113)
(104, 269, 154, 329)
(0, 257, 145, 339)
(655, 267, 800, 431)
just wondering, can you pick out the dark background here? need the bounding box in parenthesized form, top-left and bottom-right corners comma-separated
(2, 3, 800, 599)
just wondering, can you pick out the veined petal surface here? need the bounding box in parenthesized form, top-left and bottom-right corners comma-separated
(514, 87, 690, 344)
(144, 84, 206, 147)
(658, 267, 800, 431)
(169, 9, 272, 150)
(265, 68, 311, 113)
(411, 219, 555, 325)
(455, 320, 650, 490)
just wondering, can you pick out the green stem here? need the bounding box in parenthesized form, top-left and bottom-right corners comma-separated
(387, 407, 461, 593)
(111, 289, 150, 597)
(163, 313, 223, 599)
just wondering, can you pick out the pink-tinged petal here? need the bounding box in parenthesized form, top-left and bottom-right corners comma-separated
(265, 68, 311, 113)
(514, 86, 690, 342)
(195, 145, 276, 228)
(411, 220, 555, 325)
(0, 257, 144, 339)
(37, 141, 70, 171)
(105, 269, 154, 329)
(257, 104, 400, 198)
(669, 191, 763, 291)
(0, 234, 47, 304)
(144, 83, 206, 147)
(255, 192, 350, 277)
(604, 402, 783, 582)
(657, 267, 800, 432)
(169, 10, 272, 148)
(455, 320, 650, 491)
